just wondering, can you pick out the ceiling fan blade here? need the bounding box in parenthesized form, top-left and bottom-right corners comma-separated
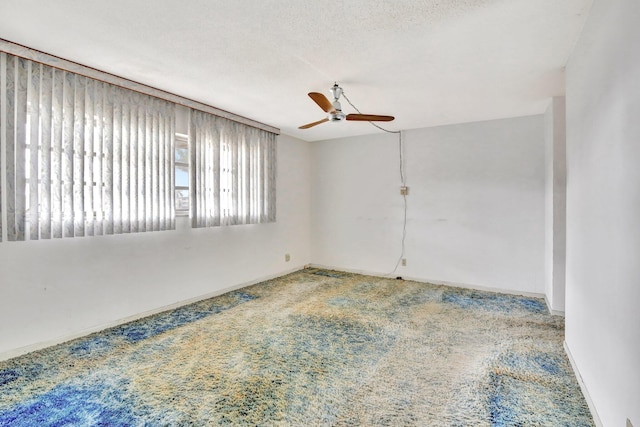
(308, 92, 336, 113)
(346, 114, 395, 122)
(298, 118, 329, 129)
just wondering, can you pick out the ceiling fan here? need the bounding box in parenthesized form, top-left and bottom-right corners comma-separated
(298, 83, 395, 129)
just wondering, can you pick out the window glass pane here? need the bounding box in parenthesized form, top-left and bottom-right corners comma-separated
(175, 189, 189, 211)
(175, 147, 188, 163)
(175, 165, 189, 187)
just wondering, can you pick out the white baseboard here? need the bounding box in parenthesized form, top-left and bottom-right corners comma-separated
(307, 264, 546, 299)
(0, 266, 305, 362)
(545, 295, 566, 316)
(0, 265, 553, 361)
(564, 341, 603, 427)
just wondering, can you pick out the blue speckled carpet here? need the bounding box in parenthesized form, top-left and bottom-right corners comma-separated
(0, 268, 593, 426)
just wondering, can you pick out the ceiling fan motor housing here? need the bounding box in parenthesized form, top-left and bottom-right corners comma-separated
(329, 111, 346, 121)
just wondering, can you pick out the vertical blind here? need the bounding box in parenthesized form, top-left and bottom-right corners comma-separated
(190, 109, 276, 228)
(0, 52, 176, 241)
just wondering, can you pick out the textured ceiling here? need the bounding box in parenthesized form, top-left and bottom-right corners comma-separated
(0, 0, 592, 141)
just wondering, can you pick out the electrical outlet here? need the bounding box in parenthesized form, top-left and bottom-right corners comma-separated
(401, 258, 407, 266)
(400, 186, 409, 196)
(285, 254, 290, 262)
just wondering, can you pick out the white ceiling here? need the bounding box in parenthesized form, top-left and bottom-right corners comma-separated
(0, 0, 592, 142)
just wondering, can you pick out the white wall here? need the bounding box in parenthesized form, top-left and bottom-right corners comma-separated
(0, 133, 311, 358)
(544, 97, 567, 313)
(311, 116, 546, 294)
(565, 0, 640, 425)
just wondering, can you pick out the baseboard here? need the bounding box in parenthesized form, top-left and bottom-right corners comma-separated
(0, 266, 305, 362)
(545, 295, 566, 317)
(0, 265, 555, 361)
(307, 264, 546, 300)
(564, 341, 603, 427)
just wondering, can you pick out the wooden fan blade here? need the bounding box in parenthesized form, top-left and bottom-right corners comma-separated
(308, 92, 336, 113)
(346, 114, 395, 122)
(298, 118, 329, 129)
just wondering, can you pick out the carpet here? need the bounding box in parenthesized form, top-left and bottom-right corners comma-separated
(0, 268, 594, 426)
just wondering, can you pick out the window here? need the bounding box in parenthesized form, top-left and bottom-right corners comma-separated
(0, 52, 176, 241)
(0, 49, 276, 242)
(175, 134, 189, 215)
(189, 109, 276, 228)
